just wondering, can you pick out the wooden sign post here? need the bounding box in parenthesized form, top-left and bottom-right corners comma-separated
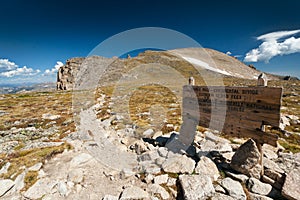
(166, 74, 282, 176)
(170, 74, 282, 177)
(182, 83, 282, 147)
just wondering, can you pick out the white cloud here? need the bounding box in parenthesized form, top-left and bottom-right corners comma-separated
(0, 59, 18, 72)
(0, 58, 41, 77)
(257, 30, 300, 41)
(43, 61, 63, 76)
(0, 66, 41, 77)
(244, 29, 300, 62)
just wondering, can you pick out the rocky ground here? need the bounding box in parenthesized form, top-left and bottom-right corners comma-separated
(0, 86, 300, 200)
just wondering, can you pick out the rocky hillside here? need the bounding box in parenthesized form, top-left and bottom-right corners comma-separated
(57, 48, 276, 91)
(0, 79, 299, 199)
(1, 47, 300, 199)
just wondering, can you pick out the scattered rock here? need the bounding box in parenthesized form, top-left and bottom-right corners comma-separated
(28, 162, 43, 171)
(179, 175, 215, 200)
(154, 174, 168, 185)
(262, 144, 278, 160)
(103, 195, 119, 200)
(148, 184, 170, 200)
(247, 177, 272, 196)
(197, 139, 232, 158)
(119, 186, 149, 200)
(221, 177, 246, 200)
(42, 113, 61, 120)
(195, 156, 219, 181)
(162, 154, 195, 174)
(248, 193, 273, 200)
(57, 181, 68, 197)
(0, 162, 10, 175)
(138, 150, 160, 162)
(211, 193, 235, 200)
(133, 140, 148, 155)
(230, 139, 262, 179)
(67, 168, 84, 183)
(120, 168, 136, 179)
(69, 153, 93, 168)
(10, 172, 25, 194)
(215, 184, 226, 194)
(225, 171, 249, 184)
(23, 178, 57, 199)
(0, 179, 14, 197)
(143, 129, 154, 137)
(282, 167, 300, 200)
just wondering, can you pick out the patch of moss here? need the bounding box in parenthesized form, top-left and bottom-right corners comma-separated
(23, 170, 38, 191)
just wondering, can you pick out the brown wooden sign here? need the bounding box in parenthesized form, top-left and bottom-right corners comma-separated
(182, 85, 282, 146)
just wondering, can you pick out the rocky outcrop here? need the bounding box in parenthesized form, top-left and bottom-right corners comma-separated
(282, 167, 300, 200)
(230, 139, 262, 179)
(56, 57, 84, 90)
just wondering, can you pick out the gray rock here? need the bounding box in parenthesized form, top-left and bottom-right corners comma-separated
(282, 167, 300, 200)
(214, 185, 226, 194)
(133, 140, 148, 155)
(162, 154, 195, 174)
(204, 131, 230, 144)
(262, 144, 278, 160)
(225, 171, 249, 184)
(179, 175, 215, 200)
(263, 158, 284, 174)
(67, 168, 84, 183)
(221, 177, 246, 200)
(197, 139, 232, 158)
(157, 147, 168, 158)
(167, 177, 177, 186)
(42, 113, 61, 120)
(23, 178, 57, 199)
(249, 193, 273, 200)
(69, 153, 93, 168)
(120, 168, 136, 179)
(230, 139, 262, 179)
(154, 174, 169, 185)
(0, 162, 10, 175)
(57, 181, 68, 197)
(148, 184, 170, 200)
(28, 162, 43, 171)
(103, 195, 119, 200)
(195, 156, 219, 181)
(211, 193, 235, 200)
(0, 179, 14, 197)
(138, 150, 160, 162)
(10, 172, 25, 194)
(143, 129, 154, 137)
(120, 186, 150, 200)
(247, 178, 272, 195)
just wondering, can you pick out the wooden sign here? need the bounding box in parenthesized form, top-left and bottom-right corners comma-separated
(182, 85, 282, 146)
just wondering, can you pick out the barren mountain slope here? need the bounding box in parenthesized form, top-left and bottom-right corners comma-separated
(169, 48, 265, 79)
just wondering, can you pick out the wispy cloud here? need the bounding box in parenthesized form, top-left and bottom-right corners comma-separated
(43, 61, 63, 76)
(0, 58, 40, 77)
(244, 29, 300, 62)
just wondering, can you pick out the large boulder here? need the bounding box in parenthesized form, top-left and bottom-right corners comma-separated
(195, 156, 220, 181)
(221, 177, 246, 200)
(282, 167, 300, 200)
(162, 154, 195, 174)
(119, 186, 149, 200)
(179, 175, 215, 200)
(247, 177, 272, 196)
(230, 139, 262, 179)
(0, 179, 14, 197)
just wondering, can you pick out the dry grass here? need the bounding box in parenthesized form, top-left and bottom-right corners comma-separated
(0, 142, 72, 191)
(0, 91, 75, 138)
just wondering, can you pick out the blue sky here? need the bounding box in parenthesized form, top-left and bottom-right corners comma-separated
(0, 0, 299, 84)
